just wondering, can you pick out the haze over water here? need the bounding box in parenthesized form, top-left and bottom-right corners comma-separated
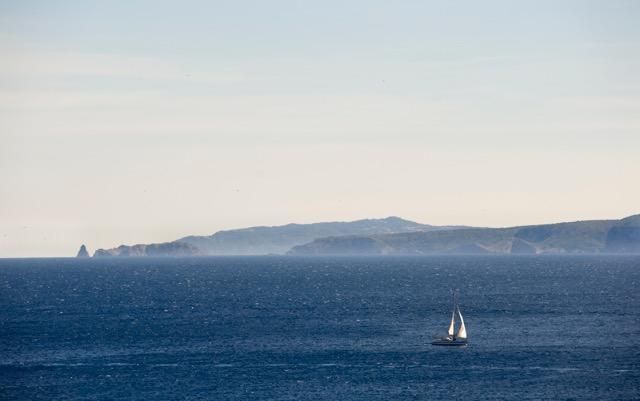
(2, 256, 639, 400)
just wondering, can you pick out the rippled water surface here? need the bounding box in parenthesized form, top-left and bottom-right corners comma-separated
(1, 256, 639, 400)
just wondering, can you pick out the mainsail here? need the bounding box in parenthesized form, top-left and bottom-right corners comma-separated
(456, 307, 467, 339)
(448, 310, 455, 336)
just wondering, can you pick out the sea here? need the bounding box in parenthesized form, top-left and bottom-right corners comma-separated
(1, 255, 639, 401)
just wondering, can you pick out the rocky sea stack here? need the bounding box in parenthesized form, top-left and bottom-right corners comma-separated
(76, 245, 90, 258)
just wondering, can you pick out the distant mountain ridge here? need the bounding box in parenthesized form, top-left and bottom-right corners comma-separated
(91, 214, 640, 257)
(93, 217, 466, 257)
(289, 214, 640, 255)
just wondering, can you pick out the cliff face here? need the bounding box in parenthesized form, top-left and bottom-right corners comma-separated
(76, 245, 90, 258)
(604, 215, 640, 253)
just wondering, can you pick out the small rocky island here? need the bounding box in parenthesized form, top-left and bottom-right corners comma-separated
(76, 245, 90, 258)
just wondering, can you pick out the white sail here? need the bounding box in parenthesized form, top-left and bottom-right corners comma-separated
(448, 310, 455, 336)
(456, 307, 467, 339)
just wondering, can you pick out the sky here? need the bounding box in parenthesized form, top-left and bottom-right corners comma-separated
(1, 0, 639, 257)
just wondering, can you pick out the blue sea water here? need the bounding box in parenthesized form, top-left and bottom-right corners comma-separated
(1, 255, 639, 400)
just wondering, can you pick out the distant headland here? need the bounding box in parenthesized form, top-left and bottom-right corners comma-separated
(79, 214, 640, 257)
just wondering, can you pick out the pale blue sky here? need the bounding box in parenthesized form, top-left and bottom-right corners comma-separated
(1, 1, 639, 256)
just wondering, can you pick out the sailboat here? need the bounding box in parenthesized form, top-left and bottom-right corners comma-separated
(432, 292, 468, 346)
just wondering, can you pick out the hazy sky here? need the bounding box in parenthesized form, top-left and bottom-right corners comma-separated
(1, 0, 639, 257)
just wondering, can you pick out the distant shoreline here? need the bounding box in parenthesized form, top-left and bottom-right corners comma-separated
(82, 214, 639, 258)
